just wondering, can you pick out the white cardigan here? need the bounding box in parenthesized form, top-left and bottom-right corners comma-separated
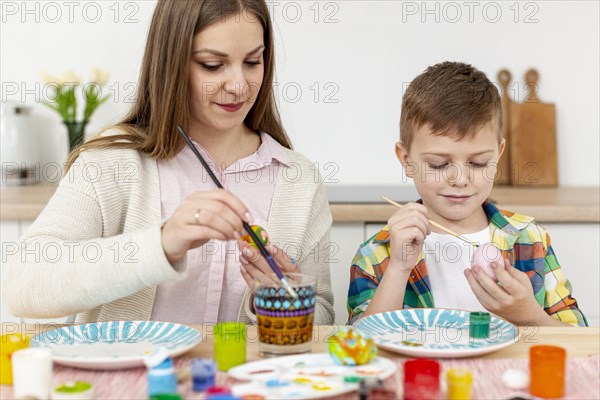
(3, 138, 334, 324)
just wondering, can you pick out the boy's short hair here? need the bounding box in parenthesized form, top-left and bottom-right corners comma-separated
(400, 62, 502, 150)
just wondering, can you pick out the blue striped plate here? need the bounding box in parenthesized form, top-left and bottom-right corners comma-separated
(355, 309, 519, 358)
(30, 321, 202, 370)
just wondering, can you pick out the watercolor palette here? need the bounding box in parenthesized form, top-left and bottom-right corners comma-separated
(355, 309, 519, 358)
(228, 353, 396, 399)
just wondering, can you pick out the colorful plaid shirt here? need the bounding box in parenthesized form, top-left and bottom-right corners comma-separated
(347, 200, 588, 326)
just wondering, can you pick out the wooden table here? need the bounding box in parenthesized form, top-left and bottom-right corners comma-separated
(2, 324, 599, 399)
(188, 325, 600, 360)
(5, 324, 597, 359)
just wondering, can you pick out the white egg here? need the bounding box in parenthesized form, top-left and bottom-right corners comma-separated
(502, 368, 529, 390)
(471, 243, 504, 281)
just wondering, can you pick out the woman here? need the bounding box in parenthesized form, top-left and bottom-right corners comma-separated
(3, 0, 334, 325)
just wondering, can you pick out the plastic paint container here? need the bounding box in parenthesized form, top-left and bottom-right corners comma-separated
(403, 358, 440, 400)
(0, 333, 30, 385)
(191, 358, 217, 392)
(469, 312, 491, 339)
(447, 368, 473, 400)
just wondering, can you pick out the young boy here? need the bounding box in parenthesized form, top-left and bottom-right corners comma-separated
(347, 62, 587, 327)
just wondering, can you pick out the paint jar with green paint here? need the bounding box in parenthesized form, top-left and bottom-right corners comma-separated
(213, 322, 246, 371)
(469, 312, 491, 339)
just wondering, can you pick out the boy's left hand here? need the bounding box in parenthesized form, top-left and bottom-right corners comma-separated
(237, 241, 300, 290)
(465, 262, 547, 325)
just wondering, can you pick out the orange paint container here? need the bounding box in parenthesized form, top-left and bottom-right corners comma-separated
(529, 345, 566, 398)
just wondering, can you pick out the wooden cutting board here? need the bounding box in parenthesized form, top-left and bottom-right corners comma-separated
(509, 69, 558, 186)
(495, 69, 512, 185)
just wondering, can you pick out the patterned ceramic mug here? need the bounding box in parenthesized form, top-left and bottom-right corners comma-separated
(253, 273, 316, 357)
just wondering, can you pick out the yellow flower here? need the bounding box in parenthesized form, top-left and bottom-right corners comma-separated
(39, 69, 111, 127)
(40, 71, 59, 85)
(90, 67, 110, 86)
(58, 70, 82, 86)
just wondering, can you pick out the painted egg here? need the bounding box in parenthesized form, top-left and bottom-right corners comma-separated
(471, 243, 504, 281)
(241, 225, 269, 249)
(327, 327, 377, 366)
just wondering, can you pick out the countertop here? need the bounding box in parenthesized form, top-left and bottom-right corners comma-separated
(1, 183, 599, 223)
(328, 185, 600, 223)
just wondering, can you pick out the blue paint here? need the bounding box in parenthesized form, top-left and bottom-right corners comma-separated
(205, 395, 240, 400)
(148, 358, 178, 396)
(266, 378, 290, 387)
(191, 358, 216, 392)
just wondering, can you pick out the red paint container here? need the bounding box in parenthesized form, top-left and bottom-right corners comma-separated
(403, 358, 440, 400)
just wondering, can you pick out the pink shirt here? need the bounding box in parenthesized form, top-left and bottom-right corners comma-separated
(151, 132, 290, 324)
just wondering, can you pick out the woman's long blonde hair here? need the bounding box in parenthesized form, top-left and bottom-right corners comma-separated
(64, 0, 290, 174)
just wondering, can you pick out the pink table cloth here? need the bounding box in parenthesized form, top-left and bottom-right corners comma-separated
(2, 355, 599, 399)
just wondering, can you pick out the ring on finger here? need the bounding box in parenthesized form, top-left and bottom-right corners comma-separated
(193, 208, 201, 225)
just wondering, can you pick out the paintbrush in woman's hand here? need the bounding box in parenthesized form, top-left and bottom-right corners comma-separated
(177, 125, 299, 299)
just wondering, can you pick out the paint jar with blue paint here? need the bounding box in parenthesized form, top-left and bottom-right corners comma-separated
(191, 358, 216, 392)
(144, 348, 178, 397)
(206, 395, 240, 400)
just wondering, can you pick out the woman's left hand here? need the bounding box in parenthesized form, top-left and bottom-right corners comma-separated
(465, 262, 548, 325)
(238, 241, 300, 290)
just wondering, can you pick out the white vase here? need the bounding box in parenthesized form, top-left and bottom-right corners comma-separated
(0, 103, 40, 185)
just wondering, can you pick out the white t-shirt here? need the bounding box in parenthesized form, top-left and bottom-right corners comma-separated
(423, 227, 490, 312)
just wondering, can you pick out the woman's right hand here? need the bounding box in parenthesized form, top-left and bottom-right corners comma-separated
(388, 202, 431, 273)
(161, 189, 252, 264)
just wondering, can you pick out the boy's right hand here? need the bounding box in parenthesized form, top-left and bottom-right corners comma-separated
(161, 189, 252, 264)
(388, 203, 431, 273)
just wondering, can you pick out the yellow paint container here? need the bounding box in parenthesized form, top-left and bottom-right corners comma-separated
(447, 368, 473, 400)
(0, 333, 30, 385)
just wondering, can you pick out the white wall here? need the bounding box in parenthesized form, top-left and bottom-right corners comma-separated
(1, 0, 598, 186)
